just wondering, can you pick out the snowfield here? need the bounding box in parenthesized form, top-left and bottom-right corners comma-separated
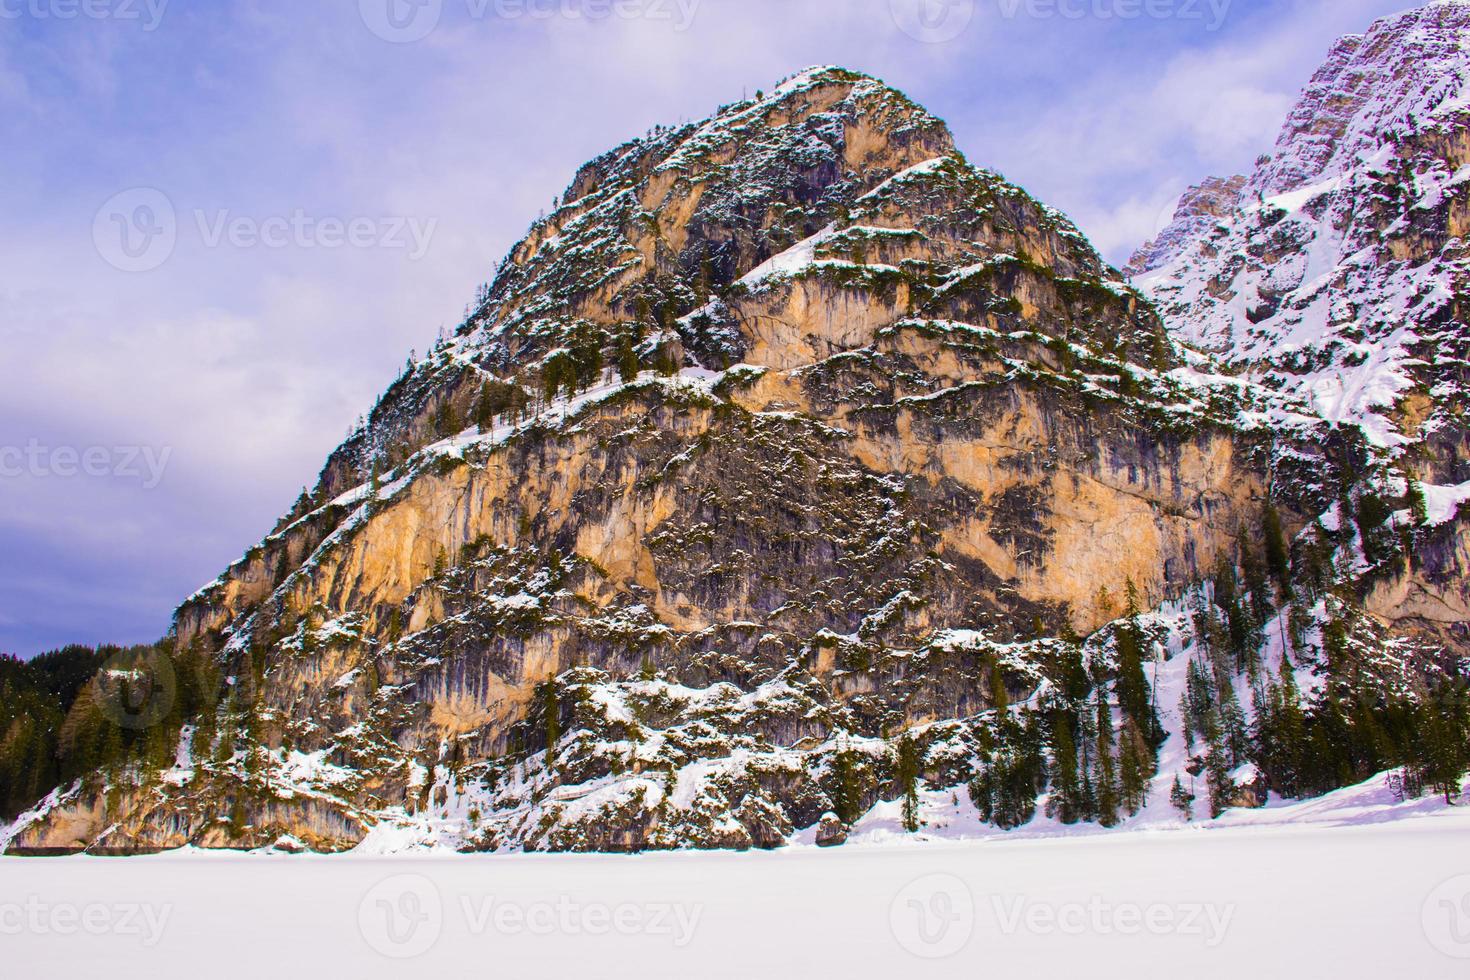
(1, 790, 1467, 979)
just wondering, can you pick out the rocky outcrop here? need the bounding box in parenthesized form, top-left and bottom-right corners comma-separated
(815, 812, 848, 846)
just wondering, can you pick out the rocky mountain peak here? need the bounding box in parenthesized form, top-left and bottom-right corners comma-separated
(465, 65, 955, 355)
(306, 65, 1162, 511)
(1134, 0, 1470, 464)
(1125, 175, 1246, 277)
(1245, 0, 1470, 199)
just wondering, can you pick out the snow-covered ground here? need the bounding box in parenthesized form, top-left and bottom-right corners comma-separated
(2, 790, 1467, 979)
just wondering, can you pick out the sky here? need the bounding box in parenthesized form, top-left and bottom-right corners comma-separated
(0, 0, 1423, 657)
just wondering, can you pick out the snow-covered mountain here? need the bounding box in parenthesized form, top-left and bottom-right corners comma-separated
(1134, 0, 1470, 461)
(1133, 0, 1470, 657)
(5, 42, 1467, 857)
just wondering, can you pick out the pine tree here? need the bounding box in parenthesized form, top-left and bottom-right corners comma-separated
(969, 712, 1043, 830)
(1094, 691, 1119, 826)
(1178, 691, 1197, 750)
(697, 249, 713, 304)
(1205, 742, 1234, 818)
(832, 743, 865, 825)
(1170, 775, 1195, 821)
(990, 657, 1011, 716)
(475, 382, 497, 433)
(896, 734, 922, 833)
(434, 399, 460, 439)
(1214, 552, 1253, 671)
(633, 296, 651, 340)
(1263, 502, 1291, 586)
(542, 682, 560, 768)
(617, 335, 640, 384)
(542, 357, 564, 406)
(1406, 472, 1429, 527)
(1217, 680, 1250, 764)
(1118, 719, 1151, 816)
(1255, 651, 1306, 797)
(1240, 528, 1274, 630)
(1414, 681, 1470, 805)
(1046, 711, 1083, 824)
(1113, 602, 1154, 735)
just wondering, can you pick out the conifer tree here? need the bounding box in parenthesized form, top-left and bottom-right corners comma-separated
(1170, 775, 1194, 821)
(633, 296, 651, 340)
(1118, 719, 1151, 816)
(1046, 711, 1083, 824)
(1214, 552, 1253, 670)
(1254, 651, 1306, 797)
(542, 357, 564, 406)
(1406, 472, 1429, 527)
(1239, 528, 1269, 616)
(543, 682, 560, 768)
(434, 399, 460, 439)
(697, 249, 713, 304)
(1263, 502, 1291, 586)
(832, 743, 865, 825)
(990, 658, 1010, 715)
(896, 734, 922, 833)
(1094, 691, 1119, 826)
(969, 712, 1043, 830)
(475, 382, 498, 433)
(617, 335, 640, 384)
(1113, 597, 1154, 736)
(1217, 680, 1250, 764)
(1205, 747, 1233, 819)
(1414, 681, 1470, 805)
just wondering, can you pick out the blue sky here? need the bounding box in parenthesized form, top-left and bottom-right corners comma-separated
(0, 0, 1419, 656)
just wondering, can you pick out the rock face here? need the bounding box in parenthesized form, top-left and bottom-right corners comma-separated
(1134, 0, 1470, 653)
(8, 56, 1432, 855)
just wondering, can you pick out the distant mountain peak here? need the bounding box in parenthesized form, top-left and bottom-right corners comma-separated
(1124, 175, 1246, 278)
(1134, 0, 1470, 470)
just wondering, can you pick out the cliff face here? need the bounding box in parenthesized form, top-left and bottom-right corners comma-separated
(4, 67, 1369, 855)
(1134, 0, 1470, 655)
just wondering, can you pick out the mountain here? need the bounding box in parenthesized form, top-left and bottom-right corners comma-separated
(1132, 0, 1470, 655)
(1124, 175, 1246, 279)
(6, 55, 1467, 855)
